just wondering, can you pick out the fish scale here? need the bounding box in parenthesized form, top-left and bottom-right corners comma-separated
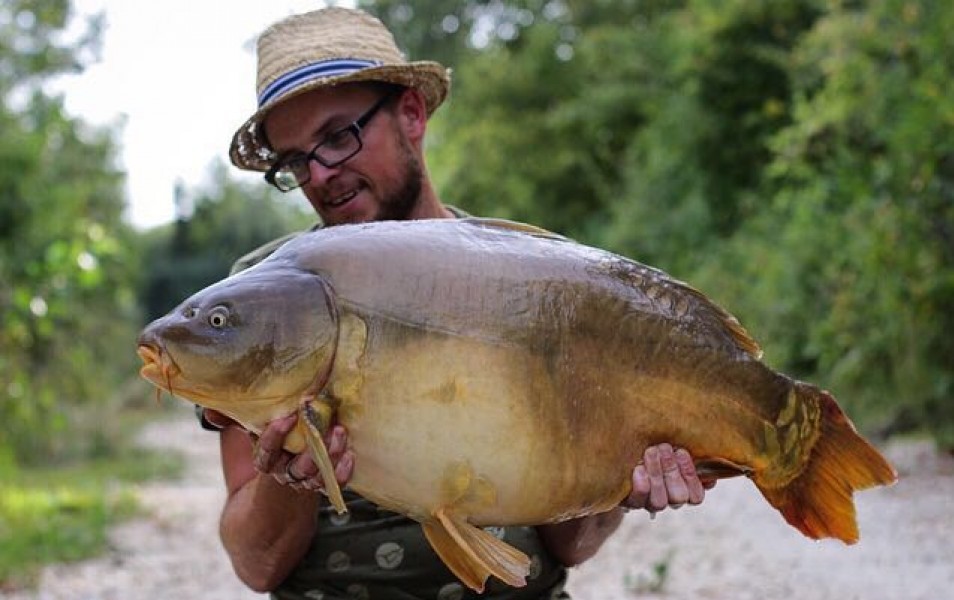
(138, 217, 897, 593)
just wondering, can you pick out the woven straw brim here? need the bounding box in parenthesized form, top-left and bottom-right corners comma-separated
(229, 62, 450, 172)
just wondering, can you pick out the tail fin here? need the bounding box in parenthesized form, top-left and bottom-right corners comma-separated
(757, 387, 897, 544)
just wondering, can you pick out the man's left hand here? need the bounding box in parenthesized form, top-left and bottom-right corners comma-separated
(623, 443, 716, 513)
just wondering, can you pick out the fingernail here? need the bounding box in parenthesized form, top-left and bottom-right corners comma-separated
(338, 451, 354, 480)
(634, 466, 648, 485)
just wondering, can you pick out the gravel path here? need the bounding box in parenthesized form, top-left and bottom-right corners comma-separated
(566, 438, 954, 600)
(6, 404, 952, 599)
(4, 405, 265, 600)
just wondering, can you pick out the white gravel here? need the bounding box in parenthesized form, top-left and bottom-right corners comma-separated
(6, 404, 952, 600)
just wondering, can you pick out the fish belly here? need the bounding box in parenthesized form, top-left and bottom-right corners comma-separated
(337, 331, 630, 525)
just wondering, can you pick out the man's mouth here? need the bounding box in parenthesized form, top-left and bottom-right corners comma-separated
(326, 187, 360, 208)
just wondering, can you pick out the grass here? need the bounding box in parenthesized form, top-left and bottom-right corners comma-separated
(0, 435, 184, 591)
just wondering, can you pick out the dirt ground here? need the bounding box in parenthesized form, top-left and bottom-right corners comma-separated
(5, 404, 952, 600)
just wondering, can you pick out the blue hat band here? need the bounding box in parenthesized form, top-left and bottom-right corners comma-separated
(258, 58, 383, 107)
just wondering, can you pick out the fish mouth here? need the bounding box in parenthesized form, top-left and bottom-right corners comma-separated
(137, 343, 181, 393)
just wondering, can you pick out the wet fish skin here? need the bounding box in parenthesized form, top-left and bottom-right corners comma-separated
(137, 218, 897, 592)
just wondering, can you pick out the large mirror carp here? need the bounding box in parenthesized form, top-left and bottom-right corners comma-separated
(137, 217, 897, 592)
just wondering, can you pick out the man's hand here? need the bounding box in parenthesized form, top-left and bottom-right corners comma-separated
(210, 409, 354, 495)
(252, 414, 354, 494)
(623, 443, 716, 513)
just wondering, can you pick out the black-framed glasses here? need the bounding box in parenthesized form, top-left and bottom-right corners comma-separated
(265, 94, 392, 192)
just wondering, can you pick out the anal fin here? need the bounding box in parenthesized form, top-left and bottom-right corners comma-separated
(695, 457, 754, 480)
(421, 508, 530, 593)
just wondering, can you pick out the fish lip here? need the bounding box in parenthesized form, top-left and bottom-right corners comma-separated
(137, 343, 180, 390)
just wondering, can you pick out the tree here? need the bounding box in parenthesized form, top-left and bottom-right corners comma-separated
(138, 162, 314, 322)
(701, 0, 954, 444)
(0, 0, 139, 463)
(363, 0, 954, 444)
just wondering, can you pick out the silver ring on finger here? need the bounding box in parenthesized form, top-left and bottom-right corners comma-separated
(284, 461, 306, 485)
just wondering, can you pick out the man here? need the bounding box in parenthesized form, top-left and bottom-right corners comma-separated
(203, 7, 712, 599)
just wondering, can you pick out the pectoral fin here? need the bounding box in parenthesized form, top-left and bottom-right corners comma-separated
(421, 508, 530, 592)
(299, 399, 347, 514)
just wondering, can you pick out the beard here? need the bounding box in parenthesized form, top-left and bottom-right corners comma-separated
(372, 130, 423, 222)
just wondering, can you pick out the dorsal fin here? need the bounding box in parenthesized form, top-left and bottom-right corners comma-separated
(463, 216, 762, 358)
(677, 278, 763, 359)
(460, 217, 569, 242)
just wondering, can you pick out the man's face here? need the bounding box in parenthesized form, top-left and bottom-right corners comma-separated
(263, 84, 424, 225)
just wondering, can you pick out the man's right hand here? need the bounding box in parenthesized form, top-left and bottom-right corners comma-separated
(242, 412, 354, 495)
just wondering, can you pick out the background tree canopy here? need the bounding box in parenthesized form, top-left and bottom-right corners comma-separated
(0, 0, 137, 465)
(1, 0, 952, 472)
(362, 0, 954, 445)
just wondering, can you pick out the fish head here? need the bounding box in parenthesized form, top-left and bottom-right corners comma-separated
(137, 264, 338, 432)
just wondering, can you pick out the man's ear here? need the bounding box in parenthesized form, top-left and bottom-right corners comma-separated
(395, 87, 428, 144)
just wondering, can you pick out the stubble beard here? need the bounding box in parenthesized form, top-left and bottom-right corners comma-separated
(372, 132, 424, 222)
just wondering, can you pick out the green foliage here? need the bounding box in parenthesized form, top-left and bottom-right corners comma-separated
(0, 0, 142, 465)
(0, 0, 101, 94)
(717, 0, 954, 442)
(138, 162, 314, 321)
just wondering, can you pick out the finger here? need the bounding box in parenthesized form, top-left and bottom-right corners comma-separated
(253, 414, 297, 473)
(271, 454, 295, 486)
(659, 444, 690, 508)
(301, 469, 324, 492)
(643, 445, 669, 512)
(335, 450, 354, 485)
(297, 426, 349, 491)
(327, 425, 347, 458)
(623, 463, 651, 510)
(675, 448, 706, 505)
(301, 448, 354, 494)
(291, 453, 318, 480)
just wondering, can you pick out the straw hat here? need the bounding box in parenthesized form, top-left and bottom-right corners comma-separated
(229, 7, 451, 172)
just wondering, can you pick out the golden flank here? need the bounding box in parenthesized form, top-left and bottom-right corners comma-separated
(138, 218, 897, 592)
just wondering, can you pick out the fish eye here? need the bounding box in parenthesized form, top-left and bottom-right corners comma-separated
(208, 306, 230, 329)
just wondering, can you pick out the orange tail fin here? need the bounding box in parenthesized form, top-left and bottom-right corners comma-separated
(757, 387, 897, 544)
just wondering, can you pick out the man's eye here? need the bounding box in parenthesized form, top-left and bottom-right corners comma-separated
(322, 129, 353, 150)
(283, 155, 308, 170)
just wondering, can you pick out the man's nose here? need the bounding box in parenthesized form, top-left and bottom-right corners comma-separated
(306, 157, 342, 187)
